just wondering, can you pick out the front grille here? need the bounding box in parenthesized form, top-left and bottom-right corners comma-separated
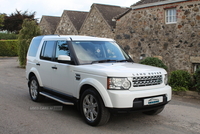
(133, 75, 162, 87)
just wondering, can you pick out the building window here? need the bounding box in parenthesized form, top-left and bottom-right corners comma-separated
(193, 63, 200, 72)
(165, 8, 177, 24)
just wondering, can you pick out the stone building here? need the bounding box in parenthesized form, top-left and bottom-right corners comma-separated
(55, 10, 88, 35)
(115, 0, 200, 73)
(79, 3, 130, 38)
(39, 16, 60, 35)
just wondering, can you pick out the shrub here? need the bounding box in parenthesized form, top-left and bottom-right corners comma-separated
(0, 33, 17, 40)
(18, 19, 41, 67)
(0, 40, 18, 56)
(139, 57, 168, 71)
(0, 14, 4, 27)
(169, 70, 192, 91)
(194, 68, 200, 92)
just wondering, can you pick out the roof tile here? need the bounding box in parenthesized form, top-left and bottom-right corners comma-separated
(65, 10, 88, 31)
(40, 16, 60, 34)
(132, 0, 168, 6)
(94, 3, 130, 28)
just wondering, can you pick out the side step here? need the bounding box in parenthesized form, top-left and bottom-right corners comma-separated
(40, 92, 74, 105)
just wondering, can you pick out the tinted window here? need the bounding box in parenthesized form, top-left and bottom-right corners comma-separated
(55, 41, 70, 61)
(28, 36, 43, 57)
(40, 41, 56, 60)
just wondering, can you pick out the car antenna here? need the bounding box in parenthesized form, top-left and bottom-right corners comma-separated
(70, 37, 73, 41)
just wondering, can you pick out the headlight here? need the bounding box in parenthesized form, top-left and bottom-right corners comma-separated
(164, 74, 168, 85)
(107, 77, 131, 90)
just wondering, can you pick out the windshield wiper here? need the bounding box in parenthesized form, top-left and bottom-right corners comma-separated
(91, 59, 117, 64)
(117, 60, 128, 62)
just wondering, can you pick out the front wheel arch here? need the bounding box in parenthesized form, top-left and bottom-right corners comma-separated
(80, 88, 110, 126)
(78, 84, 104, 109)
(78, 78, 113, 108)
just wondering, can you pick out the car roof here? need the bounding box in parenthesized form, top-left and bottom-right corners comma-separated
(34, 35, 114, 41)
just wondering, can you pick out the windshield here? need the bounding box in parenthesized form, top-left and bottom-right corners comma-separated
(72, 41, 132, 64)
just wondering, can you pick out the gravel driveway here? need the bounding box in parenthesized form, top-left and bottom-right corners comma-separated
(0, 57, 200, 134)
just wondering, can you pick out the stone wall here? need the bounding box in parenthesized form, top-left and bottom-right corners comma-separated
(115, 0, 200, 73)
(80, 7, 115, 38)
(39, 16, 60, 35)
(39, 19, 52, 35)
(54, 11, 78, 35)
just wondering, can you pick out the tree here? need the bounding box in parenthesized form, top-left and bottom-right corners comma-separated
(18, 19, 41, 67)
(1, 10, 36, 33)
(0, 14, 5, 27)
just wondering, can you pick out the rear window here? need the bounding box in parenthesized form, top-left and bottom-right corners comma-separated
(28, 36, 43, 57)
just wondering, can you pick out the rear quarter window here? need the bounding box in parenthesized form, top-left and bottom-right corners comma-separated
(28, 36, 43, 57)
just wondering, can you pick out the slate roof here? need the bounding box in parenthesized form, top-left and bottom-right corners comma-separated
(64, 10, 88, 31)
(132, 0, 168, 6)
(113, 8, 132, 20)
(94, 3, 130, 28)
(40, 16, 60, 34)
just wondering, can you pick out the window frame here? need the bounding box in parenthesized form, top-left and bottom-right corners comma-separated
(55, 40, 70, 61)
(193, 63, 200, 73)
(40, 40, 72, 63)
(71, 41, 132, 65)
(165, 8, 177, 24)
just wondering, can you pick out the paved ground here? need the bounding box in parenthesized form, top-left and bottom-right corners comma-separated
(0, 57, 200, 134)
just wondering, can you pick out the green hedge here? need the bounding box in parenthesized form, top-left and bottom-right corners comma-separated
(194, 68, 200, 92)
(139, 57, 168, 71)
(169, 70, 192, 91)
(0, 40, 18, 56)
(0, 33, 17, 40)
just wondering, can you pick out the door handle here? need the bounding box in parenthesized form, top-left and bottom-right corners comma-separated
(52, 66, 57, 70)
(36, 63, 40, 66)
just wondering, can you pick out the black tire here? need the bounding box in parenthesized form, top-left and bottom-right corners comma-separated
(80, 89, 110, 126)
(29, 76, 45, 102)
(143, 106, 164, 115)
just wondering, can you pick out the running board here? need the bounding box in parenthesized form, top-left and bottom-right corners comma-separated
(40, 92, 74, 105)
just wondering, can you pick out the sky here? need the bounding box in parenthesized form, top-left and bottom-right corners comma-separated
(0, 0, 140, 21)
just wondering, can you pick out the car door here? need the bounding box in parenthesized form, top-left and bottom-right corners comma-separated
(51, 40, 75, 96)
(37, 40, 56, 89)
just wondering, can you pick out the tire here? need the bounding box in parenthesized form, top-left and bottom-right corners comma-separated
(29, 76, 45, 102)
(143, 106, 164, 115)
(80, 89, 110, 126)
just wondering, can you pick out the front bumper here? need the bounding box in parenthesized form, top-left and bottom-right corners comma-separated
(109, 95, 169, 113)
(107, 85, 171, 109)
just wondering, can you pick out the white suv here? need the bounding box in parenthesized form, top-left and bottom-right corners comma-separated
(26, 35, 171, 126)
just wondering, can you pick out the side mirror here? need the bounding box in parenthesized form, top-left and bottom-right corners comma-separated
(58, 55, 71, 63)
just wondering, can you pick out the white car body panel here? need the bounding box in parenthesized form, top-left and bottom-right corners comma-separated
(26, 35, 171, 109)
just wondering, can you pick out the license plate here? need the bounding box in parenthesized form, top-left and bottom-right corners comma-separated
(144, 96, 163, 105)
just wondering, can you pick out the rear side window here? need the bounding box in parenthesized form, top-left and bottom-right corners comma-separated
(40, 41, 56, 61)
(28, 36, 43, 57)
